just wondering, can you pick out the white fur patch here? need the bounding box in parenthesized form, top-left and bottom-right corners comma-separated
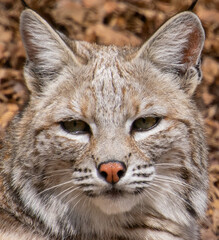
(92, 195, 138, 215)
(56, 128, 90, 143)
(133, 119, 170, 141)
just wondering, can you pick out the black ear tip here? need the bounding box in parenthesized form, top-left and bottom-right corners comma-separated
(21, 0, 30, 9)
(188, 0, 198, 11)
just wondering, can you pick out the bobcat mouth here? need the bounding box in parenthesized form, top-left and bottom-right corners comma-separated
(85, 187, 125, 198)
(103, 187, 124, 198)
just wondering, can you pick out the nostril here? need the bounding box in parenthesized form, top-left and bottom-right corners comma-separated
(117, 169, 125, 178)
(100, 170, 108, 179)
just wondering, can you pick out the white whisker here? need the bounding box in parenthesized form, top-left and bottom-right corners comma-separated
(146, 185, 176, 206)
(56, 185, 80, 199)
(28, 169, 72, 180)
(65, 191, 84, 215)
(154, 175, 197, 191)
(45, 169, 71, 174)
(148, 182, 189, 206)
(43, 172, 71, 179)
(36, 180, 74, 197)
(155, 163, 182, 168)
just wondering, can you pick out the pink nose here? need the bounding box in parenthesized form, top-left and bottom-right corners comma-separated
(98, 161, 126, 184)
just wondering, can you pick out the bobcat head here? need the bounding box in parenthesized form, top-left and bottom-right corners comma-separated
(1, 8, 208, 240)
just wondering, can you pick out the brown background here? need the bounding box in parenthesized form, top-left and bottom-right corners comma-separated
(0, 0, 218, 239)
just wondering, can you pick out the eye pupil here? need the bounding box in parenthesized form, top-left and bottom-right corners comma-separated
(61, 120, 90, 134)
(132, 117, 161, 132)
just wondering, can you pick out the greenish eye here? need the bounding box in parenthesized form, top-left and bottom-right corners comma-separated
(132, 117, 161, 132)
(61, 120, 90, 134)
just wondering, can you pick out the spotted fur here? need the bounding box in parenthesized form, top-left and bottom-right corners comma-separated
(0, 9, 208, 240)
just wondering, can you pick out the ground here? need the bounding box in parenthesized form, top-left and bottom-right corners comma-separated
(0, 0, 218, 239)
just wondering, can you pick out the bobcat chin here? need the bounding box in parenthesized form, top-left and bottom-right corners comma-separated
(0, 6, 208, 240)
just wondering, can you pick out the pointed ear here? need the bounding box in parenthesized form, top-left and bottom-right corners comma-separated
(20, 9, 82, 93)
(135, 12, 205, 96)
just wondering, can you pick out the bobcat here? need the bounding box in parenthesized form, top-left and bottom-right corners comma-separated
(0, 7, 208, 240)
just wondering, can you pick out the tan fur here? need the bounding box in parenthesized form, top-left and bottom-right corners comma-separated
(0, 9, 208, 240)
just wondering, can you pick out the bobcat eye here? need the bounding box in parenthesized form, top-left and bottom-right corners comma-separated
(132, 117, 161, 132)
(60, 120, 90, 134)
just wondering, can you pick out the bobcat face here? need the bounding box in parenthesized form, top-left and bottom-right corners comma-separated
(1, 8, 208, 239)
(21, 46, 201, 219)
